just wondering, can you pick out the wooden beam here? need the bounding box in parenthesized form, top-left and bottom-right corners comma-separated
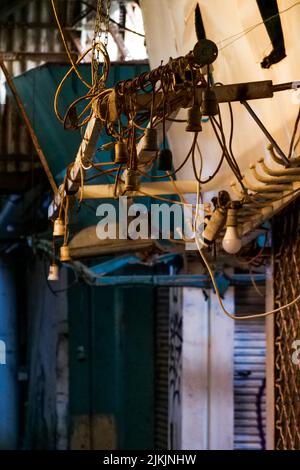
(0, 51, 78, 63)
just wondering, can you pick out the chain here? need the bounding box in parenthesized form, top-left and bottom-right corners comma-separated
(104, 0, 111, 47)
(92, 0, 111, 84)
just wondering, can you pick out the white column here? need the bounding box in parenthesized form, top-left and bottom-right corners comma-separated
(209, 288, 234, 450)
(181, 287, 209, 450)
(181, 286, 234, 450)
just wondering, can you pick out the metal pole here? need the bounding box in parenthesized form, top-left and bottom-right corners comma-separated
(241, 100, 290, 166)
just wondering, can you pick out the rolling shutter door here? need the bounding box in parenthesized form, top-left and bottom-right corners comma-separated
(154, 287, 169, 450)
(234, 285, 266, 450)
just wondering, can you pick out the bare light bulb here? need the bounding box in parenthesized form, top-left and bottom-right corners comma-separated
(222, 207, 242, 254)
(222, 226, 242, 254)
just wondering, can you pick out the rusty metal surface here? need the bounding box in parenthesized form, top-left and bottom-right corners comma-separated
(0, 0, 76, 176)
(273, 197, 300, 450)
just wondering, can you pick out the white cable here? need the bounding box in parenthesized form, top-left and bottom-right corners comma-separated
(195, 235, 300, 321)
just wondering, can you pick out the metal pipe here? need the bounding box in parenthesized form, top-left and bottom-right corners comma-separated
(241, 101, 290, 166)
(272, 82, 294, 93)
(84, 273, 265, 288)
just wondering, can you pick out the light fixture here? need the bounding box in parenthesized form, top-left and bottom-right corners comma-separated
(60, 245, 71, 262)
(114, 141, 129, 164)
(202, 206, 227, 244)
(222, 206, 242, 254)
(142, 128, 158, 152)
(53, 217, 65, 237)
(157, 148, 173, 171)
(47, 263, 59, 282)
(200, 89, 218, 116)
(124, 169, 140, 192)
(186, 105, 202, 132)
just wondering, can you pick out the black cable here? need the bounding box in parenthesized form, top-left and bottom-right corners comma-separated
(256, 378, 266, 450)
(212, 114, 244, 183)
(140, 133, 198, 180)
(197, 150, 225, 184)
(214, 109, 242, 178)
(288, 106, 300, 158)
(210, 116, 244, 189)
(191, 136, 225, 185)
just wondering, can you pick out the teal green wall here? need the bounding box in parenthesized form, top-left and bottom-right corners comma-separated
(68, 284, 154, 450)
(13, 62, 149, 180)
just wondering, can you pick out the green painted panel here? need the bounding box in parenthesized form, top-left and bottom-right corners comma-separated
(117, 287, 154, 450)
(12, 62, 149, 180)
(68, 282, 154, 449)
(68, 283, 93, 415)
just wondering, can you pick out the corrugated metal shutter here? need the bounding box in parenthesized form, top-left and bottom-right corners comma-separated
(154, 287, 169, 450)
(234, 285, 266, 450)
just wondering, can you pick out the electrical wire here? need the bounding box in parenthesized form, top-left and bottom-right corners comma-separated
(51, 0, 91, 89)
(79, 0, 145, 37)
(195, 237, 300, 320)
(288, 106, 300, 158)
(217, 1, 300, 52)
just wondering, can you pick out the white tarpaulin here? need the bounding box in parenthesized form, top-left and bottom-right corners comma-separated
(141, 0, 300, 200)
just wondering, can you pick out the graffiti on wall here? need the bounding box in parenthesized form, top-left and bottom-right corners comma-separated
(168, 288, 183, 450)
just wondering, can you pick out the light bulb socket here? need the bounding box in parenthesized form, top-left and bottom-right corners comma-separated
(200, 89, 219, 116)
(143, 128, 158, 152)
(114, 141, 129, 164)
(186, 106, 202, 132)
(60, 245, 71, 262)
(157, 148, 173, 171)
(226, 208, 238, 227)
(53, 218, 65, 237)
(202, 207, 227, 244)
(124, 169, 140, 192)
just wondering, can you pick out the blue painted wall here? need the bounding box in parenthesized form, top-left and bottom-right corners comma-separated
(0, 261, 18, 449)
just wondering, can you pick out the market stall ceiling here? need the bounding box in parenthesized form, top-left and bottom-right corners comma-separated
(141, 0, 300, 200)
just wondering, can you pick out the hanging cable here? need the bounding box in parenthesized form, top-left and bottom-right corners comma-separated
(195, 237, 300, 320)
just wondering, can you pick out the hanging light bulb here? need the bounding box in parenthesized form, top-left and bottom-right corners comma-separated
(222, 207, 242, 254)
(47, 263, 59, 282)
